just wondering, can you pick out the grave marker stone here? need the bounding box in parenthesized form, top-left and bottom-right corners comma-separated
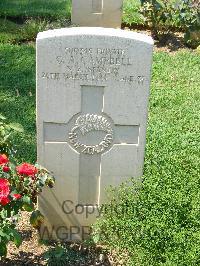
(37, 27, 153, 241)
(71, 0, 123, 28)
(92, 0, 103, 13)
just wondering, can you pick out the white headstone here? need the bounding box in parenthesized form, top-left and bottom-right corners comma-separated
(71, 0, 123, 28)
(37, 27, 153, 241)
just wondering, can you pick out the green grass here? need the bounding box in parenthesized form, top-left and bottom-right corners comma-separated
(0, 17, 71, 45)
(0, 18, 22, 44)
(94, 50, 200, 265)
(0, 0, 71, 19)
(0, 44, 36, 163)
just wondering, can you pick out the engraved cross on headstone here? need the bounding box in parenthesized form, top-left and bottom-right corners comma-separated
(44, 85, 139, 205)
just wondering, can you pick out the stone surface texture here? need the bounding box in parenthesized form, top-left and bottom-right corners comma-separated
(71, 0, 123, 28)
(36, 27, 153, 241)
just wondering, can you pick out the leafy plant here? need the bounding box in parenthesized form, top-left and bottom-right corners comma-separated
(21, 19, 49, 41)
(172, 0, 200, 30)
(44, 246, 70, 266)
(0, 18, 22, 45)
(44, 243, 107, 266)
(0, 154, 55, 258)
(140, 0, 173, 39)
(0, 113, 24, 155)
(123, 0, 144, 26)
(140, 0, 200, 45)
(172, 0, 200, 48)
(21, 17, 72, 41)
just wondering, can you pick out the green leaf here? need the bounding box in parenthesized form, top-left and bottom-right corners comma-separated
(23, 202, 35, 212)
(39, 174, 48, 185)
(23, 178, 31, 187)
(54, 246, 65, 258)
(22, 196, 34, 211)
(3, 133, 11, 142)
(8, 123, 24, 133)
(0, 209, 8, 219)
(11, 229, 22, 248)
(30, 210, 44, 229)
(92, 233, 100, 244)
(0, 230, 6, 237)
(3, 228, 22, 248)
(22, 195, 31, 204)
(0, 242, 7, 257)
(0, 114, 6, 120)
(38, 239, 49, 246)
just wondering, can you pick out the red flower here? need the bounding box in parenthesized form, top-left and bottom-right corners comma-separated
(16, 163, 38, 177)
(0, 154, 9, 165)
(0, 178, 10, 206)
(3, 165, 10, 172)
(13, 194, 22, 200)
(1, 197, 10, 206)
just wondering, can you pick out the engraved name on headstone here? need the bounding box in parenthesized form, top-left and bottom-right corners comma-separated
(37, 27, 153, 241)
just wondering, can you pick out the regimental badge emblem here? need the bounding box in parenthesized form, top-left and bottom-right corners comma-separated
(68, 113, 114, 155)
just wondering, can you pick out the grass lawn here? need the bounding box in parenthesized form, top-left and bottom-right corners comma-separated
(0, 44, 36, 163)
(0, 0, 71, 18)
(0, 17, 71, 45)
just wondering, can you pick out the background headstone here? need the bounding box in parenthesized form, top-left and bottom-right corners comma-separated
(37, 27, 153, 241)
(71, 0, 123, 28)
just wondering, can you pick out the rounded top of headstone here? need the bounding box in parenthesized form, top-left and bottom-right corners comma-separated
(37, 27, 154, 45)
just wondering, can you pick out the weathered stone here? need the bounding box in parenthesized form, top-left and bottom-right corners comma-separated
(36, 27, 153, 241)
